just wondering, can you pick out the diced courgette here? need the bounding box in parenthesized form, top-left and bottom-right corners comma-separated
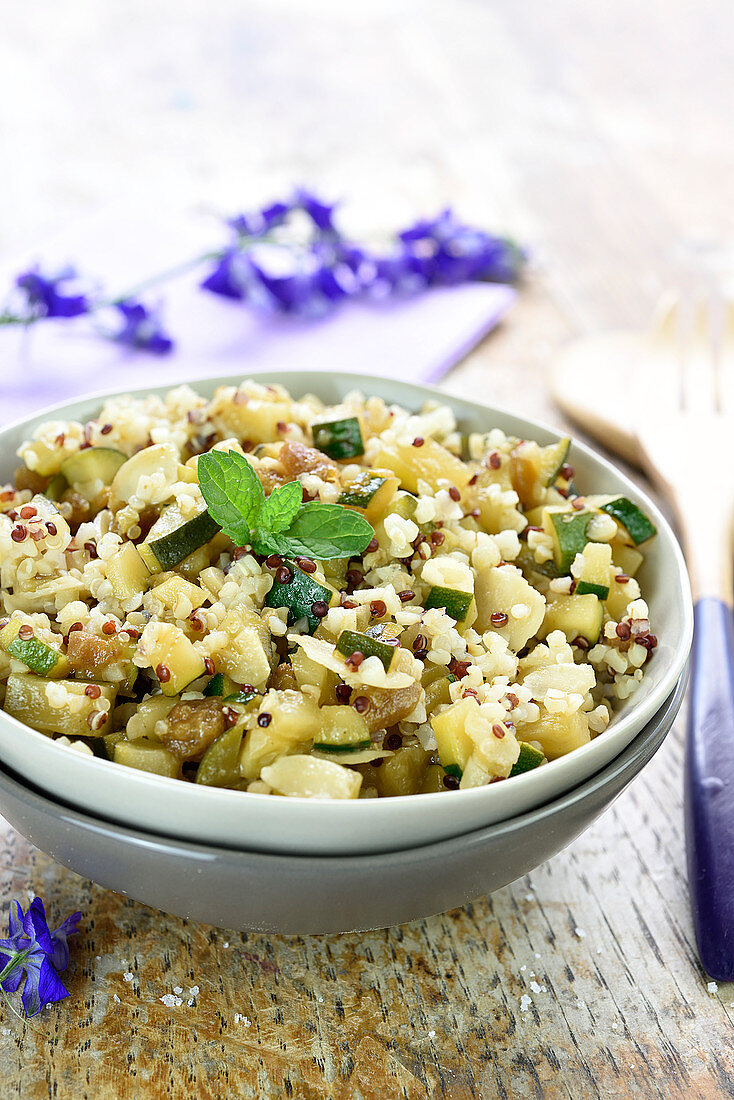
(312, 705, 371, 753)
(106, 542, 152, 601)
(113, 738, 181, 778)
(203, 673, 227, 697)
(140, 622, 205, 695)
(575, 542, 612, 599)
(611, 542, 644, 578)
(223, 690, 260, 704)
(546, 509, 593, 573)
(510, 437, 570, 506)
(338, 471, 398, 521)
(312, 416, 364, 460)
(44, 473, 68, 501)
(0, 618, 70, 678)
(60, 447, 127, 496)
(364, 621, 403, 643)
(196, 725, 245, 787)
(432, 697, 476, 773)
(4, 673, 117, 737)
(152, 574, 207, 616)
(335, 629, 396, 672)
(424, 585, 473, 622)
(265, 562, 334, 635)
(541, 593, 603, 645)
(520, 710, 591, 760)
(509, 742, 545, 776)
(600, 497, 657, 546)
(371, 439, 472, 494)
(138, 504, 221, 573)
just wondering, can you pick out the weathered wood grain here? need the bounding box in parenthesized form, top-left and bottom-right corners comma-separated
(2, 0, 734, 1096)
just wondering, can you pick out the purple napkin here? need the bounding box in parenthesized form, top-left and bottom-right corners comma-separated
(0, 209, 516, 422)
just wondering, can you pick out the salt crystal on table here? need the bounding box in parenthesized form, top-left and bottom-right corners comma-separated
(160, 994, 183, 1008)
(574, 928, 586, 939)
(123, 972, 134, 982)
(173, 986, 183, 995)
(428, 1030, 436, 1039)
(529, 981, 542, 994)
(707, 981, 718, 994)
(113, 994, 120, 1004)
(189, 986, 199, 996)
(520, 994, 533, 1013)
(234, 1013, 251, 1027)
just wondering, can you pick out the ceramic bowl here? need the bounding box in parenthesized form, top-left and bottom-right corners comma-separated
(0, 372, 693, 856)
(0, 674, 686, 934)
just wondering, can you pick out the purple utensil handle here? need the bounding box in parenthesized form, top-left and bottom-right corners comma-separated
(685, 597, 734, 980)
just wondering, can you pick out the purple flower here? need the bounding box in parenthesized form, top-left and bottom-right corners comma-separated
(227, 202, 291, 239)
(200, 194, 524, 317)
(294, 188, 338, 234)
(0, 898, 80, 1018)
(15, 265, 89, 319)
(111, 300, 174, 355)
(397, 210, 525, 286)
(200, 249, 247, 300)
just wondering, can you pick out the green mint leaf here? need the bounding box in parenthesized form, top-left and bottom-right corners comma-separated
(260, 503, 374, 560)
(197, 450, 264, 545)
(257, 479, 303, 535)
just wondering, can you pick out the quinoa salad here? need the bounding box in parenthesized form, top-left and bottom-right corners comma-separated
(0, 381, 658, 800)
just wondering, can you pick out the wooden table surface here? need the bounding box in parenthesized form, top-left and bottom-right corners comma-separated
(2, 2, 734, 1097)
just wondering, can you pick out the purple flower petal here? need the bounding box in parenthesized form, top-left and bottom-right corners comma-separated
(21, 955, 70, 1018)
(23, 898, 54, 955)
(200, 250, 247, 300)
(294, 188, 338, 233)
(112, 300, 173, 355)
(49, 911, 81, 973)
(0, 952, 23, 994)
(6, 900, 25, 944)
(15, 266, 89, 319)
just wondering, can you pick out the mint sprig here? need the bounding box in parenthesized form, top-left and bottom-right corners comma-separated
(198, 449, 374, 559)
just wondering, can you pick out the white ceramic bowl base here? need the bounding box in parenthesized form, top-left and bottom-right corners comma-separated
(0, 372, 693, 856)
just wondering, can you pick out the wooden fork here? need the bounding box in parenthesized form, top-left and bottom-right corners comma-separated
(634, 293, 734, 980)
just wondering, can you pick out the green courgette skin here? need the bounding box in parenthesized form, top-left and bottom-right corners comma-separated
(312, 740, 372, 754)
(335, 629, 396, 672)
(312, 417, 364, 460)
(509, 742, 545, 776)
(44, 473, 68, 501)
(600, 497, 657, 545)
(143, 510, 221, 571)
(203, 674, 226, 697)
(338, 474, 385, 508)
(424, 586, 473, 621)
(5, 635, 61, 675)
(550, 511, 593, 573)
(60, 447, 127, 490)
(265, 563, 332, 635)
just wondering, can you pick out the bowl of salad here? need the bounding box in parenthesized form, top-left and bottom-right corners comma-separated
(0, 371, 692, 855)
